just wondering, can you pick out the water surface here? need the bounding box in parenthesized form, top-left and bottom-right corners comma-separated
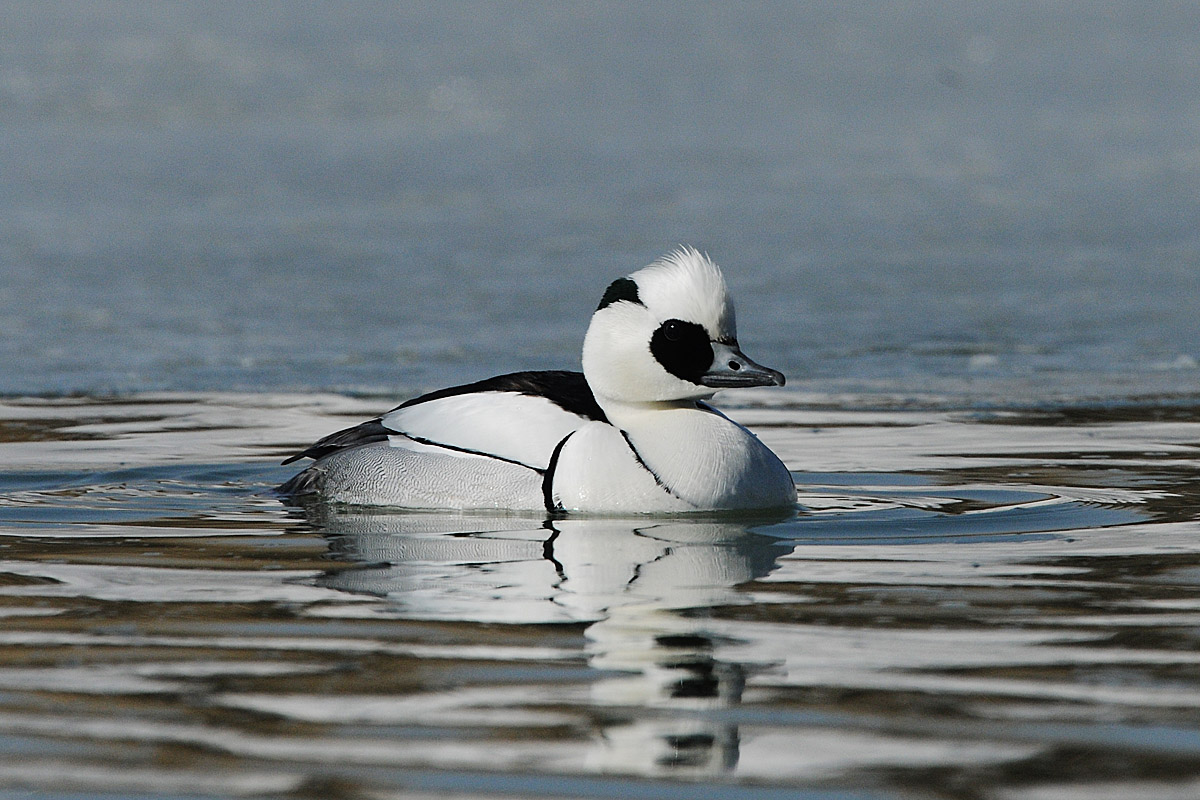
(1, 394, 1199, 799)
(3, 2, 1199, 400)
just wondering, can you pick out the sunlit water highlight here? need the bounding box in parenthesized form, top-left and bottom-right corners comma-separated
(1, 394, 1198, 799)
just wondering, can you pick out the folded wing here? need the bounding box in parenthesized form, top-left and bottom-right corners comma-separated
(283, 370, 607, 473)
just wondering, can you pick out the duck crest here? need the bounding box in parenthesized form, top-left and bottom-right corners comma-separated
(630, 247, 735, 342)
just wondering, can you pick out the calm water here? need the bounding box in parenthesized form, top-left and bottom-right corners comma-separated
(3, 3, 1200, 799)
(3, 2, 1200, 401)
(2, 395, 1200, 800)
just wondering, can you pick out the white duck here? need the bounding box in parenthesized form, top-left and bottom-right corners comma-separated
(280, 247, 795, 513)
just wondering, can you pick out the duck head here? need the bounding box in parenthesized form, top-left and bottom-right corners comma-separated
(582, 247, 785, 405)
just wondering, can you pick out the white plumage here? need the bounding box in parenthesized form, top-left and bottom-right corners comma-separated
(280, 247, 795, 513)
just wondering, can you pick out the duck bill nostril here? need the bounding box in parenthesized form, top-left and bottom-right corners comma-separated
(701, 343, 785, 389)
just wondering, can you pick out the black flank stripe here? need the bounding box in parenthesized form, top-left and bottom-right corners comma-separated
(402, 433, 544, 474)
(619, 430, 688, 503)
(542, 432, 573, 512)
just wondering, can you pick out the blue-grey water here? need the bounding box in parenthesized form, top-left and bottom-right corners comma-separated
(3, 3, 1200, 800)
(4, 1, 1200, 401)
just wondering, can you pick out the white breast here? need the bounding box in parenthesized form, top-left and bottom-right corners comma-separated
(627, 406, 795, 509)
(552, 406, 795, 513)
(550, 422, 696, 514)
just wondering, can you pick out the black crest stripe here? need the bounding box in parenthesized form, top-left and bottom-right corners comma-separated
(597, 277, 643, 311)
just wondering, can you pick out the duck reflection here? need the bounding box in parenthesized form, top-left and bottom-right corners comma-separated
(307, 505, 795, 778)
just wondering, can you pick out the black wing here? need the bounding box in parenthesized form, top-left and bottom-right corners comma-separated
(394, 370, 606, 422)
(280, 418, 391, 465)
(281, 370, 606, 466)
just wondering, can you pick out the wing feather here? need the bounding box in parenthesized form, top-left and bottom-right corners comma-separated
(283, 371, 605, 471)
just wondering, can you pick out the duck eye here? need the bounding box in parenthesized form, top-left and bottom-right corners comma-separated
(650, 319, 714, 384)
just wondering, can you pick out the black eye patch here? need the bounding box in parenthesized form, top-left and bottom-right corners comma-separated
(650, 319, 713, 384)
(596, 277, 643, 311)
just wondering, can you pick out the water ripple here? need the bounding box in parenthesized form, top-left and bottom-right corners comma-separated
(0, 394, 1198, 799)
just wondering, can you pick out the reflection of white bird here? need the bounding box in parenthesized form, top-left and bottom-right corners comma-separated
(280, 248, 795, 512)
(315, 508, 792, 624)
(311, 508, 794, 778)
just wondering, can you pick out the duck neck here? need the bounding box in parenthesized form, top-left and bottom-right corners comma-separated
(594, 393, 713, 432)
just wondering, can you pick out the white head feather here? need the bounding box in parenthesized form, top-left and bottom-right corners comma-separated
(630, 247, 737, 343)
(582, 248, 739, 405)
